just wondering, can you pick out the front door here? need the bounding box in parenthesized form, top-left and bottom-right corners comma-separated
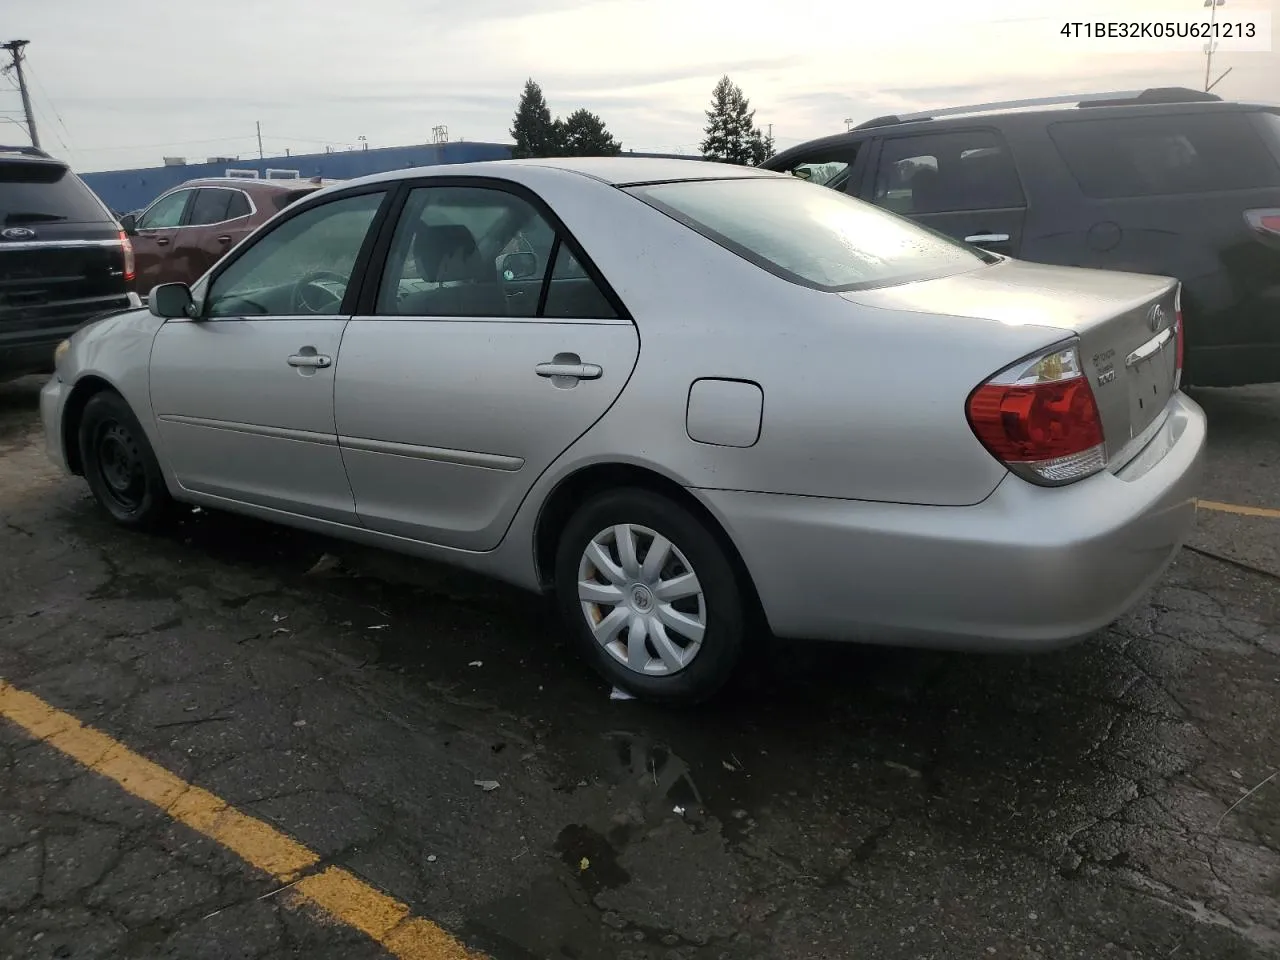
(130, 187, 193, 295)
(149, 189, 389, 523)
(335, 182, 639, 551)
(863, 128, 1028, 257)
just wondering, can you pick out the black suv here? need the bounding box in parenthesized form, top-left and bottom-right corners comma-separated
(763, 88, 1280, 387)
(1, 146, 137, 381)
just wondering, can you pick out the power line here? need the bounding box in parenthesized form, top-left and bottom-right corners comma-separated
(20, 51, 77, 157)
(1, 40, 39, 149)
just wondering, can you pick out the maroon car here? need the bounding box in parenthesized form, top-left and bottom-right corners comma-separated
(119, 177, 336, 294)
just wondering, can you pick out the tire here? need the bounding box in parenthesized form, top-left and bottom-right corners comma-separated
(554, 487, 746, 704)
(78, 390, 174, 529)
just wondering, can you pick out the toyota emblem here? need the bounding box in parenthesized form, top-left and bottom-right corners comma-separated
(1147, 303, 1166, 333)
(0, 226, 36, 241)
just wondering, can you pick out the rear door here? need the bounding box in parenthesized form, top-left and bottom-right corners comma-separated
(131, 188, 193, 293)
(336, 180, 639, 551)
(173, 187, 255, 284)
(861, 128, 1028, 257)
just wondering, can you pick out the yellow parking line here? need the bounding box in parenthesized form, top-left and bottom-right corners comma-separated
(1197, 499, 1280, 520)
(0, 680, 483, 960)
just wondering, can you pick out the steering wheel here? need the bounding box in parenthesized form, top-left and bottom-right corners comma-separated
(291, 270, 348, 314)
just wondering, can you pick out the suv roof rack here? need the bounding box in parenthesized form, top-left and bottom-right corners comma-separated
(0, 144, 55, 160)
(853, 87, 1222, 130)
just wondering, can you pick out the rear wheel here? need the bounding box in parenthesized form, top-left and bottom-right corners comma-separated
(554, 488, 745, 703)
(78, 390, 173, 528)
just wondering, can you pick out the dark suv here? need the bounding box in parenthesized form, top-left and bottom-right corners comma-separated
(763, 88, 1280, 387)
(1, 145, 136, 381)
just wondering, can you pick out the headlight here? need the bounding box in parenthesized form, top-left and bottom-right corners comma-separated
(53, 339, 71, 370)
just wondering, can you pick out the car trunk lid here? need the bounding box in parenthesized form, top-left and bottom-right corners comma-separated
(842, 258, 1180, 465)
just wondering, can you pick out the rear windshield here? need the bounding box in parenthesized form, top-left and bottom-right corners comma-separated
(627, 177, 994, 292)
(1049, 111, 1280, 199)
(0, 159, 112, 225)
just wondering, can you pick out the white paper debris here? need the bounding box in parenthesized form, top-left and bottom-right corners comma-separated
(474, 779, 500, 792)
(610, 687, 636, 701)
(468, 660, 483, 667)
(368, 624, 390, 631)
(672, 805, 685, 816)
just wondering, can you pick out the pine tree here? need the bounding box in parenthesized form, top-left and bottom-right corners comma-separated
(510, 79, 560, 159)
(560, 108, 622, 157)
(700, 76, 769, 166)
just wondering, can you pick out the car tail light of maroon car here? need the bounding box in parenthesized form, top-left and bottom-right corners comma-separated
(966, 342, 1108, 486)
(119, 229, 135, 284)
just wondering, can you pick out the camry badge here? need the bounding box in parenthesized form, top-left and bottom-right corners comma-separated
(1, 226, 37, 241)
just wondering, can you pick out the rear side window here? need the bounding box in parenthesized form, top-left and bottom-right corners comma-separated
(872, 130, 1025, 214)
(1254, 111, 1280, 165)
(0, 159, 111, 225)
(629, 176, 994, 292)
(1049, 112, 1280, 198)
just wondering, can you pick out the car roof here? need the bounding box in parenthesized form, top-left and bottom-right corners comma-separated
(769, 93, 1274, 165)
(174, 177, 329, 191)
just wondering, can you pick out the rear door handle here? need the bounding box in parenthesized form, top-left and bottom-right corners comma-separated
(965, 233, 1010, 244)
(155, 237, 170, 246)
(216, 235, 232, 244)
(536, 360, 601, 380)
(288, 353, 332, 368)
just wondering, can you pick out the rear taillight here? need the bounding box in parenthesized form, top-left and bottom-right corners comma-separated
(119, 230, 135, 283)
(1173, 284, 1184, 390)
(1245, 209, 1280, 235)
(966, 342, 1107, 485)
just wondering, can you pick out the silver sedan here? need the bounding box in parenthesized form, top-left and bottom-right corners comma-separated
(41, 157, 1206, 703)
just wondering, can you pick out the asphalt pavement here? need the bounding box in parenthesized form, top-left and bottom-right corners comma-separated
(1, 374, 1278, 960)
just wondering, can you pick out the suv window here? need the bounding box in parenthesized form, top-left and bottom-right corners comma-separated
(205, 191, 385, 318)
(0, 158, 111, 225)
(188, 188, 240, 226)
(630, 176, 994, 292)
(775, 147, 860, 192)
(137, 190, 191, 230)
(376, 185, 617, 319)
(1049, 112, 1280, 198)
(872, 130, 1025, 215)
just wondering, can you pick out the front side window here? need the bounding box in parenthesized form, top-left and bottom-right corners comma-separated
(204, 191, 385, 318)
(873, 131, 1025, 214)
(137, 190, 191, 230)
(630, 176, 994, 292)
(376, 184, 616, 319)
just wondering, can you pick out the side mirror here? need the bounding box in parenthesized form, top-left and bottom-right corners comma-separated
(119, 214, 137, 236)
(500, 251, 538, 281)
(792, 168, 813, 180)
(149, 283, 196, 319)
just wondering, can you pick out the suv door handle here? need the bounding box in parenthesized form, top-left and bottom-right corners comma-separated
(288, 353, 332, 368)
(965, 233, 1010, 244)
(216, 235, 232, 244)
(155, 237, 170, 246)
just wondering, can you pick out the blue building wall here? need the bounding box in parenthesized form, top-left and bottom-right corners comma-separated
(81, 141, 514, 215)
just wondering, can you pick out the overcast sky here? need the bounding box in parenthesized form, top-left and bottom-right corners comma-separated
(3, 0, 1277, 172)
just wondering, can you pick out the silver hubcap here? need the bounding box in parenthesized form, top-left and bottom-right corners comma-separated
(577, 523, 706, 676)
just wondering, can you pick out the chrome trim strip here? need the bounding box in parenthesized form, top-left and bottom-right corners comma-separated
(1125, 327, 1173, 368)
(135, 186, 258, 231)
(0, 239, 124, 252)
(157, 414, 336, 446)
(352, 314, 630, 326)
(338, 434, 524, 471)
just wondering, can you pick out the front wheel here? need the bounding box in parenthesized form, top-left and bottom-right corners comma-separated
(554, 488, 746, 703)
(78, 390, 174, 528)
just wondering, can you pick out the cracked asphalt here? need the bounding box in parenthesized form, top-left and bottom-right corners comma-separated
(1, 374, 1279, 960)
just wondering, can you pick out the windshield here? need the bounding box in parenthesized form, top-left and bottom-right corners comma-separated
(0, 159, 112, 225)
(627, 176, 995, 292)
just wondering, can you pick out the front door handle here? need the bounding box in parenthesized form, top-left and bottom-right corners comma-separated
(216, 235, 232, 244)
(288, 353, 332, 368)
(536, 359, 602, 381)
(155, 237, 170, 246)
(965, 233, 1011, 244)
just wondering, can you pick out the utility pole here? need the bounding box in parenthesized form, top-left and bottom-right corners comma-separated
(256, 121, 264, 159)
(2, 40, 40, 149)
(1203, 0, 1226, 92)
(844, 117, 854, 132)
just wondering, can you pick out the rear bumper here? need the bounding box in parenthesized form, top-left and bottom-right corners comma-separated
(699, 392, 1207, 651)
(1, 293, 140, 378)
